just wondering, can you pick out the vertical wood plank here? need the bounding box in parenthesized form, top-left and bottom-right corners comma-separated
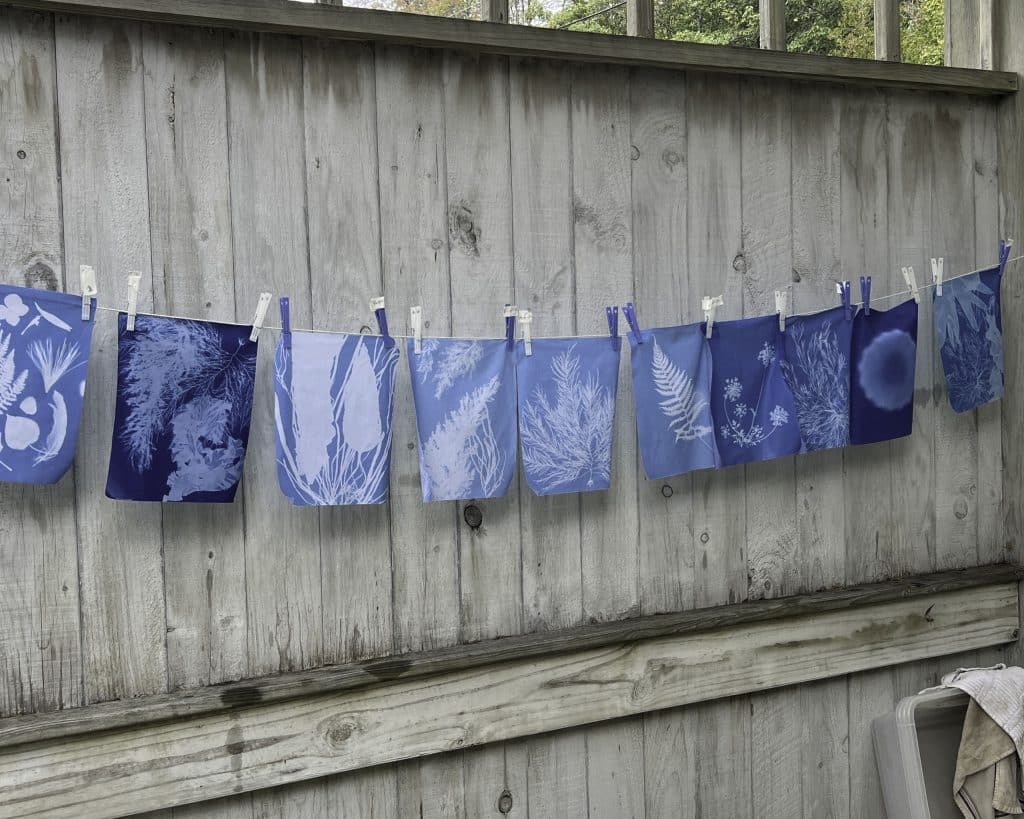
(0, 7, 82, 718)
(931, 99, 979, 570)
(56, 12, 167, 703)
(874, 0, 901, 61)
(686, 72, 751, 819)
(509, 57, 588, 817)
(480, 0, 508, 23)
(375, 43, 463, 814)
(302, 36, 398, 815)
(759, 0, 786, 50)
(142, 24, 248, 692)
(224, 30, 322, 676)
(946, 0, 981, 68)
(627, 0, 654, 39)
(570, 61, 645, 819)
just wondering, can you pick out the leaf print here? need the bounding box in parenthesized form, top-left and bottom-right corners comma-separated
(433, 340, 483, 399)
(32, 391, 67, 465)
(163, 395, 246, 501)
(289, 335, 338, 480)
(520, 347, 615, 492)
(0, 293, 28, 326)
(779, 320, 849, 450)
(0, 331, 28, 415)
(340, 340, 383, 454)
(651, 338, 712, 443)
(718, 335, 792, 449)
(422, 375, 502, 500)
(34, 303, 72, 333)
(934, 274, 994, 351)
(28, 338, 82, 392)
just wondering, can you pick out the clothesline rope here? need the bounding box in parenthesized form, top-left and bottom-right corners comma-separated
(90, 254, 1024, 340)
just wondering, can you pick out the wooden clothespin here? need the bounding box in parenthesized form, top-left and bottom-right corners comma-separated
(125, 272, 141, 332)
(931, 257, 945, 297)
(702, 295, 723, 339)
(775, 289, 789, 332)
(80, 264, 97, 322)
(518, 308, 533, 356)
(249, 291, 272, 341)
(410, 305, 423, 354)
(901, 266, 920, 304)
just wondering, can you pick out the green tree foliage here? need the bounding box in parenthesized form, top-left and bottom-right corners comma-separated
(378, 0, 944, 65)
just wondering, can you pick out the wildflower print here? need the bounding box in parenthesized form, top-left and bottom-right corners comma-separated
(0, 285, 94, 484)
(517, 338, 619, 495)
(628, 323, 718, 479)
(0, 293, 28, 326)
(779, 307, 852, 451)
(934, 265, 1005, 412)
(106, 314, 257, 502)
(408, 337, 516, 501)
(849, 298, 918, 445)
(709, 314, 800, 467)
(274, 330, 398, 506)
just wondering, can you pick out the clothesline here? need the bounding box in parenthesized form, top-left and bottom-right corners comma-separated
(90, 254, 1024, 340)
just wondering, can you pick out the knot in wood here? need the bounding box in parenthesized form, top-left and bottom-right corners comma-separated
(359, 325, 372, 334)
(732, 253, 747, 274)
(497, 790, 513, 814)
(463, 504, 483, 529)
(661, 484, 673, 498)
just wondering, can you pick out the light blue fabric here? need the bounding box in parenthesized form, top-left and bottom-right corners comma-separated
(628, 323, 718, 479)
(934, 265, 1004, 413)
(780, 305, 852, 452)
(0, 284, 94, 484)
(274, 331, 399, 506)
(106, 314, 257, 502)
(516, 337, 619, 495)
(407, 337, 517, 502)
(708, 315, 801, 467)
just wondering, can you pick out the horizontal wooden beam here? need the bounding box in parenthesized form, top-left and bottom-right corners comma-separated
(0, 567, 1018, 816)
(1, 0, 1017, 95)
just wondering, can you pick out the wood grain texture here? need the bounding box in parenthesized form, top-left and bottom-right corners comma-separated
(874, 0, 900, 61)
(55, 12, 167, 704)
(142, 24, 248, 693)
(1, 580, 1016, 816)
(0, 8, 82, 718)
(6, 0, 1017, 94)
(759, 0, 785, 50)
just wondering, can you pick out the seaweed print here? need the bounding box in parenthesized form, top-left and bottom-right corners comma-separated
(419, 339, 483, 399)
(118, 317, 255, 499)
(421, 375, 504, 498)
(858, 329, 916, 411)
(651, 339, 714, 450)
(780, 322, 849, 450)
(275, 335, 396, 505)
(719, 342, 789, 448)
(520, 347, 614, 491)
(935, 274, 1003, 409)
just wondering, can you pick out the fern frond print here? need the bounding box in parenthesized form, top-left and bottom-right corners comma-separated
(651, 339, 712, 443)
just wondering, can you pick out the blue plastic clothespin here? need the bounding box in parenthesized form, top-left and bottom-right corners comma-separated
(370, 296, 394, 348)
(837, 280, 852, 321)
(623, 302, 642, 345)
(860, 276, 872, 316)
(606, 306, 620, 349)
(279, 296, 291, 349)
(504, 304, 517, 350)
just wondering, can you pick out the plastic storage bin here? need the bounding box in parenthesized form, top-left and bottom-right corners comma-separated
(872, 687, 969, 819)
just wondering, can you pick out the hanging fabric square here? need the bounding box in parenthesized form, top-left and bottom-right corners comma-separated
(407, 337, 517, 502)
(779, 305, 853, 452)
(849, 299, 918, 445)
(0, 285, 95, 484)
(628, 323, 718, 479)
(934, 247, 1009, 412)
(708, 315, 801, 467)
(106, 314, 258, 502)
(516, 337, 619, 495)
(274, 330, 398, 506)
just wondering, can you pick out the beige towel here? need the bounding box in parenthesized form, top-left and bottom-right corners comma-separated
(954, 699, 1023, 818)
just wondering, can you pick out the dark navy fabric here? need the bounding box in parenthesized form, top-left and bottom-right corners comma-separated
(628, 323, 718, 479)
(106, 314, 258, 502)
(849, 299, 919, 445)
(708, 314, 801, 467)
(780, 305, 853, 452)
(516, 337, 620, 495)
(0, 284, 95, 484)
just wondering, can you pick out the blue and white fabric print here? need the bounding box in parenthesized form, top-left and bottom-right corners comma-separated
(934, 244, 1010, 413)
(779, 306, 852, 452)
(849, 299, 918, 445)
(407, 337, 517, 502)
(516, 337, 619, 495)
(629, 324, 718, 479)
(274, 330, 398, 506)
(106, 314, 257, 502)
(0, 285, 94, 484)
(708, 315, 800, 467)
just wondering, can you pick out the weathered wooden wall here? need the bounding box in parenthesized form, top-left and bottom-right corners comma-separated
(0, 5, 1018, 817)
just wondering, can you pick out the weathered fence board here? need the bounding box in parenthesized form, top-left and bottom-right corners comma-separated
(0, 577, 1015, 817)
